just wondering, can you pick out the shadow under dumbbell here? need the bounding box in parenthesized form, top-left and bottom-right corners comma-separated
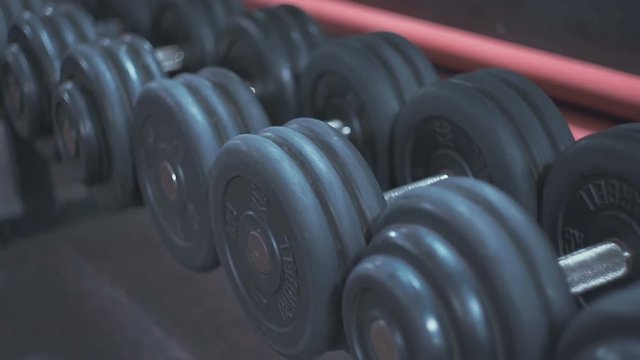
(0, 208, 350, 360)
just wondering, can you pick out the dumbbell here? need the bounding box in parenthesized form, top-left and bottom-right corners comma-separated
(2, 0, 242, 142)
(130, 4, 327, 271)
(55, 4, 320, 211)
(555, 283, 640, 359)
(206, 109, 574, 358)
(342, 176, 632, 360)
(0, 0, 47, 52)
(300, 32, 439, 188)
(217, 4, 326, 123)
(389, 68, 576, 217)
(131, 66, 270, 271)
(542, 124, 640, 303)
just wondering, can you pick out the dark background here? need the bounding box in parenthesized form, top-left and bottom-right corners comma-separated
(352, 0, 640, 74)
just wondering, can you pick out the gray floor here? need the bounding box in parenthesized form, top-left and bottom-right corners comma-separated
(0, 208, 351, 360)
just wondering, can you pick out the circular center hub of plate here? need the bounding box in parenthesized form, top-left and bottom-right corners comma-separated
(428, 149, 473, 177)
(159, 160, 179, 201)
(247, 230, 272, 275)
(407, 118, 489, 182)
(370, 319, 399, 360)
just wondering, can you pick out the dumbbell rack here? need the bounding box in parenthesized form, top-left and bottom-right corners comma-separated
(0, 1, 638, 359)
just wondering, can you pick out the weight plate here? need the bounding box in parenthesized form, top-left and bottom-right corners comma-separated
(150, 0, 216, 71)
(197, 67, 270, 132)
(344, 178, 549, 360)
(133, 72, 242, 271)
(452, 70, 558, 216)
(436, 178, 577, 345)
(281, 4, 325, 51)
(542, 125, 640, 303)
(217, 9, 295, 123)
(555, 284, 640, 360)
(267, 6, 309, 79)
(1, 4, 97, 139)
(392, 81, 537, 215)
(482, 68, 574, 155)
(376, 32, 438, 88)
(55, 36, 160, 209)
(301, 38, 399, 188)
(209, 119, 382, 358)
(351, 33, 419, 103)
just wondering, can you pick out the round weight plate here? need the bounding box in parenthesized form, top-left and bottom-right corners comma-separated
(56, 39, 134, 208)
(209, 119, 382, 358)
(436, 178, 577, 344)
(197, 67, 270, 132)
(133, 73, 241, 271)
(352, 33, 419, 103)
(392, 81, 537, 215)
(555, 284, 640, 359)
(150, 0, 216, 71)
(542, 125, 640, 303)
(53, 79, 106, 185)
(452, 70, 558, 216)
(267, 6, 310, 79)
(376, 32, 438, 88)
(2, 4, 98, 139)
(482, 68, 574, 155)
(301, 39, 399, 188)
(281, 4, 325, 50)
(217, 10, 295, 123)
(344, 178, 549, 360)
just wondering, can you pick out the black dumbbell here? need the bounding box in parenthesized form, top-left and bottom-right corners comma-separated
(0, 0, 47, 52)
(392, 68, 575, 217)
(217, 4, 326, 124)
(130, 4, 325, 271)
(2, 0, 242, 142)
(555, 283, 640, 359)
(300, 32, 439, 188)
(206, 108, 578, 358)
(131, 67, 270, 271)
(150, 0, 242, 72)
(342, 177, 631, 360)
(542, 123, 640, 302)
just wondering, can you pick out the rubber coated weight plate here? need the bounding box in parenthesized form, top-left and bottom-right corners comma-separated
(1, 3, 97, 139)
(542, 125, 640, 303)
(392, 81, 537, 214)
(351, 33, 419, 103)
(452, 70, 558, 215)
(376, 32, 438, 88)
(555, 284, 640, 359)
(483, 68, 574, 155)
(150, 0, 217, 71)
(436, 178, 577, 344)
(267, 6, 312, 80)
(54, 36, 164, 209)
(344, 178, 549, 360)
(302, 38, 399, 188)
(197, 67, 270, 133)
(133, 71, 243, 271)
(218, 8, 295, 123)
(209, 119, 384, 358)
